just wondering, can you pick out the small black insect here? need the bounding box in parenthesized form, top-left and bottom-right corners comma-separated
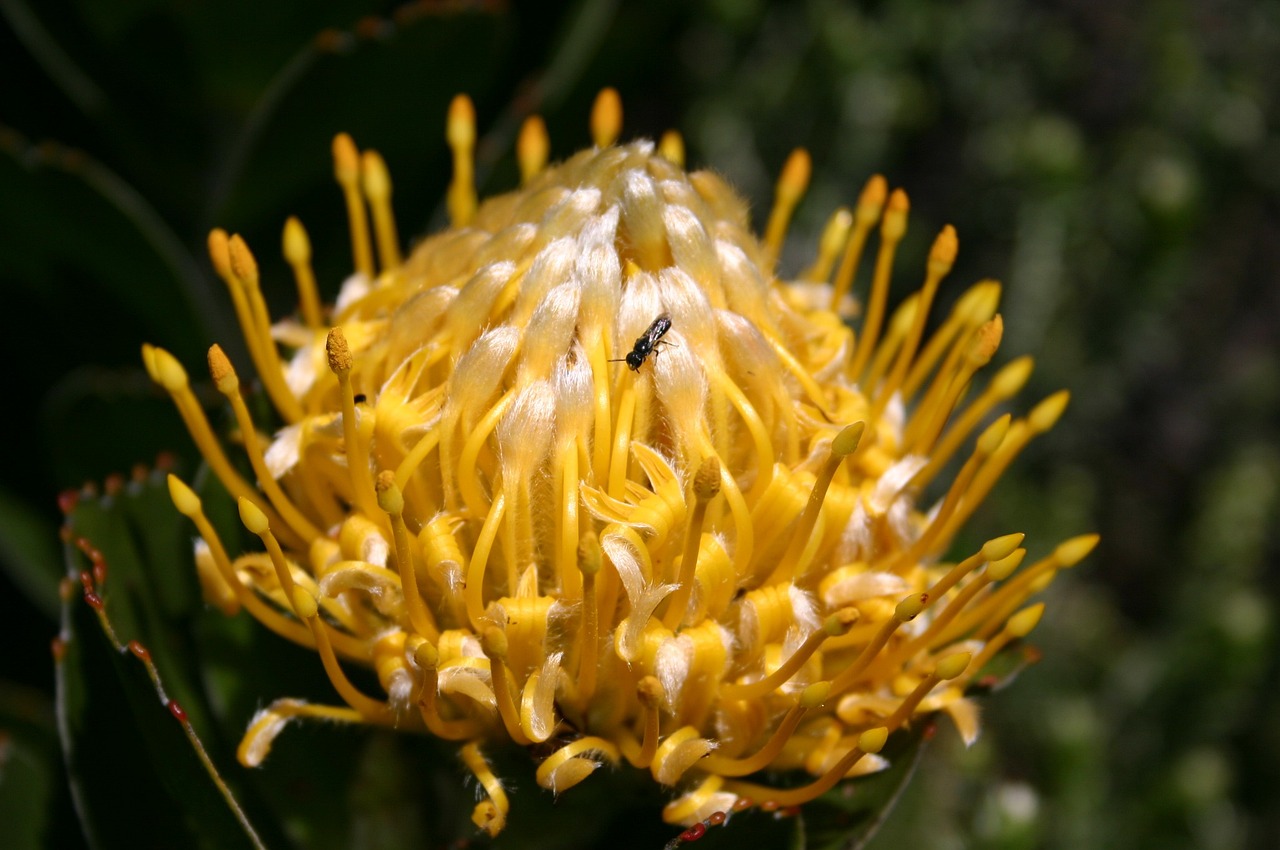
(610, 313, 674, 371)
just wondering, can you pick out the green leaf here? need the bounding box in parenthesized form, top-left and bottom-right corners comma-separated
(117, 469, 200, 618)
(54, 476, 282, 850)
(55, 574, 261, 849)
(0, 682, 62, 850)
(62, 475, 214, 737)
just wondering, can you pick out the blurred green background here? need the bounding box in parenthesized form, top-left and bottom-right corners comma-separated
(2, 1, 1277, 848)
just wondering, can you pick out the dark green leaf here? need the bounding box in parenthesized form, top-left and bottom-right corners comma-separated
(0, 682, 61, 850)
(62, 474, 214, 736)
(55, 572, 260, 849)
(55, 481, 284, 850)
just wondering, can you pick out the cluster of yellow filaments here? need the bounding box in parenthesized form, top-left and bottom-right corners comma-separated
(145, 89, 1096, 834)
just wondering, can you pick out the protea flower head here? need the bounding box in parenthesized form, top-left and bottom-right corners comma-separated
(145, 88, 1097, 837)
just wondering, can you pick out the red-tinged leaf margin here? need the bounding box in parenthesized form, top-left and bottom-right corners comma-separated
(54, 485, 272, 850)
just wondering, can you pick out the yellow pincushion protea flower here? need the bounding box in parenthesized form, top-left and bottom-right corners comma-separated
(144, 89, 1096, 837)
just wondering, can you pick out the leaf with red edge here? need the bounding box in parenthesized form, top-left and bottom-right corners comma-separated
(54, 476, 282, 850)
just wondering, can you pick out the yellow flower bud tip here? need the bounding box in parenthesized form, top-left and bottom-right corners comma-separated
(374, 470, 404, 515)
(935, 651, 971, 680)
(282, 216, 311, 265)
(950, 279, 989, 320)
(888, 295, 920, 335)
(927, 224, 959, 273)
(856, 174, 888, 222)
(140, 343, 158, 381)
(777, 148, 812, 202)
(207, 228, 233, 279)
(986, 548, 1026, 582)
(360, 149, 391, 201)
(447, 94, 476, 149)
(413, 641, 440, 670)
(237, 496, 269, 535)
(982, 532, 1025, 563)
(516, 115, 550, 182)
(992, 356, 1035, 398)
(332, 132, 361, 185)
(1029, 569, 1057, 594)
(823, 607, 860, 636)
(693, 456, 723, 501)
(821, 207, 853, 250)
(881, 188, 910, 239)
(589, 87, 622, 148)
(895, 593, 928, 621)
(207, 344, 238, 394)
(1054, 533, 1100, 567)
(831, 421, 866, 457)
(657, 129, 685, 167)
(1029, 390, 1071, 433)
(858, 727, 889, 754)
(480, 626, 508, 660)
(150, 346, 189, 392)
(326, 327, 352, 374)
(800, 681, 831, 709)
(976, 280, 1004, 320)
(637, 675, 664, 709)
(291, 586, 319, 619)
(166, 474, 201, 517)
(968, 314, 1004, 366)
(977, 413, 1013, 456)
(227, 233, 260, 285)
(577, 531, 602, 576)
(1007, 603, 1045, 638)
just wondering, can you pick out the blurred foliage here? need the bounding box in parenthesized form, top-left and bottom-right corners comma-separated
(1, 0, 1277, 848)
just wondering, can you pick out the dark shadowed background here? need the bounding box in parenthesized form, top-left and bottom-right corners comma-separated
(1, 1, 1277, 848)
